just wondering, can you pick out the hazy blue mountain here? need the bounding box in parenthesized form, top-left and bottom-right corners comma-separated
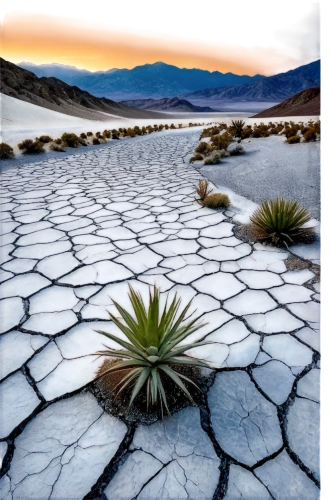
(182, 60, 320, 102)
(120, 96, 215, 112)
(18, 61, 265, 100)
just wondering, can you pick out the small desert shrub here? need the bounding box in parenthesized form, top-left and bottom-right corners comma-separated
(178, 124, 183, 128)
(87, 132, 93, 137)
(80, 133, 87, 139)
(250, 197, 315, 247)
(103, 130, 111, 139)
(284, 127, 299, 139)
(0, 143, 15, 159)
(165, 124, 169, 130)
(61, 133, 81, 148)
(95, 132, 101, 138)
(252, 128, 263, 138)
(287, 135, 301, 144)
(141, 126, 147, 134)
(18, 139, 44, 154)
(211, 132, 233, 151)
(112, 129, 120, 139)
(92, 138, 101, 145)
(303, 129, 317, 142)
(231, 119, 245, 138)
(196, 179, 213, 201)
(241, 127, 252, 139)
(170, 124, 176, 129)
(201, 193, 231, 209)
(94, 285, 209, 413)
(158, 124, 164, 131)
(229, 145, 245, 155)
(195, 142, 211, 154)
(203, 151, 223, 165)
(189, 153, 204, 163)
(50, 143, 66, 152)
(38, 135, 53, 143)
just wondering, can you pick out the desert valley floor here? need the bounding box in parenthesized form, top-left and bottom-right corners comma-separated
(0, 128, 320, 500)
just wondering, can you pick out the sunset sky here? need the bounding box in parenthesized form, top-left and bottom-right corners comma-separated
(1, 0, 320, 76)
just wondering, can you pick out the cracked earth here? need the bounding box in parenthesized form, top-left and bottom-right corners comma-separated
(0, 129, 320, 499)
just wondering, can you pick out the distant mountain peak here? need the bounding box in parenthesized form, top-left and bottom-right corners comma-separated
(17, 60, 265, 101)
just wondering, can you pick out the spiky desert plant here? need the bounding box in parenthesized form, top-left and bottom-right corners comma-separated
(231, 119, 245, 138)
(92, 138, 101, 145)
(94, 285, 209, 413)
(0, 143, 15, 159)
(200, 193, 231, 209)
(196, 179, 213, 201)
(250, 197, 315, 247)
(80, 133, 87, 139)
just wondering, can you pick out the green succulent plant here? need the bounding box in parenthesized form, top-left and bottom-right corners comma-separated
(250, 197, 315, 247)
(94, 285, 209, 413)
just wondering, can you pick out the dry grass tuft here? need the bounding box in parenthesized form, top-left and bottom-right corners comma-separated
(201, 193, 231, 209)
(196, 179, 213, 201)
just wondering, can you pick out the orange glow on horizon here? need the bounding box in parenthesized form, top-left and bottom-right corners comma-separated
(1, 13, 297, 76)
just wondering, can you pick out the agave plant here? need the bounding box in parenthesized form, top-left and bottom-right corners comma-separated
(250, 197, 315, 247)
(94, 285, 209, 413)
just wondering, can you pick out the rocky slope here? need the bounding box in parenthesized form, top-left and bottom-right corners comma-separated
(0, 58, 163, 120)
(120, 96, 215, 112)
(251, 86, 320, 118)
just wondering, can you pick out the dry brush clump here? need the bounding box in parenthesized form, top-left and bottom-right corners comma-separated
(50, 143, 66, 152)
(287, 135, 301, 144)
(250, 197, 315, 247)
(38, 135, 53, 143)
(0, 143, 15, 159)
(61, 133, 85, 148)
(203, 151, 224, 165)
(189, 153, 204, 163)
(18, 139, 45, 154)
(229, 144, 245, 155)
(201, 193, 231, 209)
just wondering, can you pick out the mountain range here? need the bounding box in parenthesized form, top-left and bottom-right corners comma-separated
(0, 58, 163, 121)
(120, 97, 214, 112)
(252, 86, 320, 118)
(17, 61, 265, 101)
(182, 60, 320, 103)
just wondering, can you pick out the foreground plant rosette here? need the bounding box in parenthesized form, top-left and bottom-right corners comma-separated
(249, 197, 316, 247)
(94, 285, 210, 414)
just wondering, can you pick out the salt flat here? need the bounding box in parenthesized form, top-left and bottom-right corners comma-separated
(0, 129, 320, 499)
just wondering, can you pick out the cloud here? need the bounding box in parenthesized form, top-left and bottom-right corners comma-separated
(274, 3, 320, 67)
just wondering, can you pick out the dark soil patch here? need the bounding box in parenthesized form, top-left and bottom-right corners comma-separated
(234, 222, 317, 248)
(91, 358, 212, 425)
(285, 255, 320, 282)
